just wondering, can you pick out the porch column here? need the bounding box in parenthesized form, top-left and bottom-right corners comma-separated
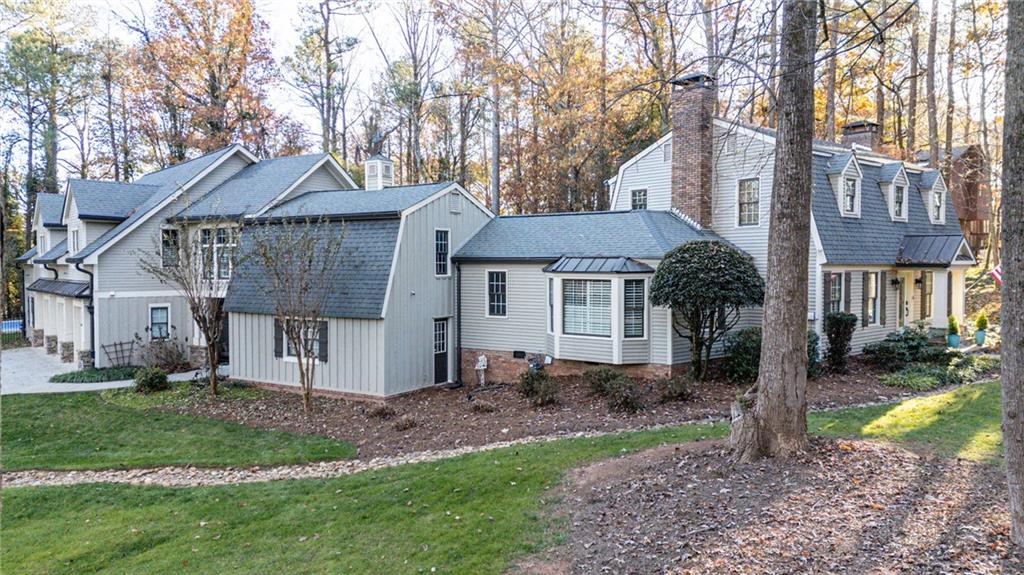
(950, 268, 966, 323)
(931, 270, 949, 329)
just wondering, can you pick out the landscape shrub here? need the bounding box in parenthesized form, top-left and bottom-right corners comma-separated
(824, 312, 858, 373)
(880, 355, 1001, 391)
(518, 368, 548, 398)
(863, 324, 943, 372)
(134, 367, 170, 393)
(976, 312, 989, 332)
(605, 375, 644, 412)
(658, 375, 695, 403)
(948, 314, 960, 336)
(723, 327, 762, 384)
(530, 376, 560, 407)
(134, 329, 189, 372)
(583, 367, 622, 397)
(723, 327, 823, 383)
(50, 366, 139, 383)
(470, 400, 497, 414)
(368, 403, 397, 420)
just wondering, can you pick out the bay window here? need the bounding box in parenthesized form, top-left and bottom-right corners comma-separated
(562, 279, 611, 337)
(623, 279, 645, 338)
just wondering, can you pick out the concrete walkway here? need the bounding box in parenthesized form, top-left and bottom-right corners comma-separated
(0, 346, 204, 395)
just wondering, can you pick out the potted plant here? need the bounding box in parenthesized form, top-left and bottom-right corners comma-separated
(975, 312, 989, 345)
(947, 314, 961, 348)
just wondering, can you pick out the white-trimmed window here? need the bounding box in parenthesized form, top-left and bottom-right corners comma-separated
(922, 271, 933, 317)
(161, 228, 180, 268)
(623, 279, 645, 338)
(548, 277, 554, 333)
(562, 279, 611, 337)
(866, 272, 880, 324)
(367, 163, 378, 177)
(662, 141, 671, 162)
(843, 177, 859, 214)
(631, 189, 648, 210)
(434, 229, 450, 276)
(201, 227, 237, 279)
(737, 178, 759, 226)
(932, 190, 945, 222)
(70, 229, 79, 253)
(487, 271, 507, 317)
(449, 191, 462, 213)
(829, 272, 844, 314)
(149, 305, 170, 340)
(893, 185, 906, 219)
(285, 321, 321, 360)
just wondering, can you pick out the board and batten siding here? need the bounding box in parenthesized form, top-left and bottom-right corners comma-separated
(95, 153, 250, 292)
(277, 164, 353, 205)
(383, 188, 492, 395)
(459, 263, 549, 355)
(229, 312, 387, 396)
(93, 294, 192, 368)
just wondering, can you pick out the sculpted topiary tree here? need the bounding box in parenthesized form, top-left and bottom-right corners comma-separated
(650, 240, 765, 381)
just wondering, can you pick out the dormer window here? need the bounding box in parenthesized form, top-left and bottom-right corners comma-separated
(843, 177, 858, 215)
(892, 184, 908, 220)
(932, 190, 945, 223)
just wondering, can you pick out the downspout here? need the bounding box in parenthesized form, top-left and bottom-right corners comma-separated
(75, 262, 95, 361)
(43, 263, 58, 279)
(19, 266, 27, 338)
(454, 261, 463, 388)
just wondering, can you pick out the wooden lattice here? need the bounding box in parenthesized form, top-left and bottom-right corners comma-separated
(101, 341, 135, 368)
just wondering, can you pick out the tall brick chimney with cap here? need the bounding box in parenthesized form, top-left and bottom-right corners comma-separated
(841, 120, 881, 151)
(670, 72, 715, 228)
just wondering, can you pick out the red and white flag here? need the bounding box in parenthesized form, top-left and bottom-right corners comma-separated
(992, 264, 1003, 286)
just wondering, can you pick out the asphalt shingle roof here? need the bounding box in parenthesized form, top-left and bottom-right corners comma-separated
(811, 155, 963, 265)
(68, 179, 161, 221)
(26, 278, 90, 298)
(35, 193, 66, 227)
(175, 154, 330, 220)
(454, 210, 724, 261)
(35, 238, 67, 263)
(896, 235, 967, 266)
(262, 182, 452, 219)
(877, 162, 903, 183)
(69, 145, 240, 263)
(225, 218, 402, 319)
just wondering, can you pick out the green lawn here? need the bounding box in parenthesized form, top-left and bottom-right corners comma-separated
(1, 381, 1005, 575)
(1, 392, 355, 471)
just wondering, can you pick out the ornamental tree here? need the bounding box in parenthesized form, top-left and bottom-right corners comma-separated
(650, 240, 765, 381)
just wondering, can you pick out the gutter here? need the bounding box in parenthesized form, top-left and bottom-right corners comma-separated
(75, 262, 96, 361)
(248, 211, 403, 225)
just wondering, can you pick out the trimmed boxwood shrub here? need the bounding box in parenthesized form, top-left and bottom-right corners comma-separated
(824, 312, 858, 373)
(583, 367, 621, 397)
(723, 327, 824, 384)
(134, 367, 170, 393)
(658, 375, 695, 403)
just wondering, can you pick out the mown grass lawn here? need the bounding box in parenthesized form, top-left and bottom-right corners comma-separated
(1, 391, 355, 471)
(1, 381, 1004, 575)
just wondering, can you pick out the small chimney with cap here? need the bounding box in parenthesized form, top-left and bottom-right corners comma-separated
(841, 120, 881, 152)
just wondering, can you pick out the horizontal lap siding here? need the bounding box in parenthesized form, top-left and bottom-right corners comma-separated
(278, 165, 352, 204)
(559, 335, 613, 363)
(94, 295, 192, 368)
(621, 338, 650, 363)
(229, 312, 386, 396)
(611, 138, 673, 211)
(649, 307, 671, 364)
(459, 263, 548, 354)
(384, 190, 491, 394)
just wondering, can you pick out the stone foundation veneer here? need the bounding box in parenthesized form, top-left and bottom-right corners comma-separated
(59, 341, 74, 363)
(78, 350, 94, 370)
(189, 345, 209, 369)
(44, 335, 58, 355)
(32, 329, 44, 347)
(459, 348, 673, 386)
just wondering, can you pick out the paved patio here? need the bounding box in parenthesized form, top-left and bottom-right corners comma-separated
(0, 346, 208, 395)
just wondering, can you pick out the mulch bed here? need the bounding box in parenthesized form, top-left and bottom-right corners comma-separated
(534, 438, 1021, 574)
(169, 359, 930, 459)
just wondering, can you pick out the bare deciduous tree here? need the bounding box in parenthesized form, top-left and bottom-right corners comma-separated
(244, 217, 344, 413)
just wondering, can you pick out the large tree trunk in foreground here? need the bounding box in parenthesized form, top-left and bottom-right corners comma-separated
(731, 0, 816, 462)
(1001, 0, 1024, 547)
(926, 0, 940, 167)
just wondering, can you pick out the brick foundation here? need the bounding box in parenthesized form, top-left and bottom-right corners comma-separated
(44, 335, 58, 354)
(59, 341, 74, 363)
(460, 348, 673, 386)
(32, 329, 44, 347)
(78, 350, 94, 370)
(189, 345, 209, 369)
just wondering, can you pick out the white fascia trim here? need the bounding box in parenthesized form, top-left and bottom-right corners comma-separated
(610, 132, 672, 209)
(403, 183, 495, 220)
(253, 155, 334, 217)
(379, 213, 407, 319)
(955, 237, 978, 265)
(60, 181, 73, 226)
(95, 290, 184, 299)
(327, 155, 358, 189)
(82, 145, 255, 264)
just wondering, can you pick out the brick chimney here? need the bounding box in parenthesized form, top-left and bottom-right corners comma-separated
(841, 120, 881, 151)
(670, 72, 715, 228)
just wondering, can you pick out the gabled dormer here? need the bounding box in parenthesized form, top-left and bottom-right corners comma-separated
(877, 161, 910, 222)
(827, 151, 863, 218)
(918, 170, 948, 225)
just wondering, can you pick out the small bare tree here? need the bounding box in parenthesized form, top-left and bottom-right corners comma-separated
(137, 216, 242, 395)
(245, 216, 345, 413)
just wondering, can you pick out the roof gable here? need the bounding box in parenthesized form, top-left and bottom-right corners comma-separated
(261, 182, 454, 220)
(66, 179, 160, 222)
(34, 193, 66, 229)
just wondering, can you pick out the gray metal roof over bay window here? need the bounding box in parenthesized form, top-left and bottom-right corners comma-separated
(543, 256, 655, 274)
